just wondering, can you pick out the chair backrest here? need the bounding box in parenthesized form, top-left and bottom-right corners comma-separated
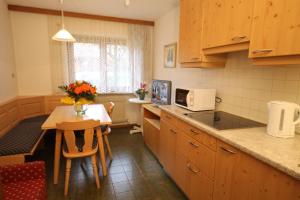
(56, 120, 100, 154)
(107, 102, 115, 118)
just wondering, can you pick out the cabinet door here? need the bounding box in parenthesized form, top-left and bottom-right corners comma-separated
(179, 0, 202, 63)
(213, 141, 240, 200)
(166, 126, 178, 177)
(160, 120, 169, 166)
(174, 154, 189, 195)
(143, 119, 151, 147)
(203, 0, 254, 49)
(160, 120, 178, 176)
(250, 0, 300, 58)
(187, 162, 214, 200)
(231, 152, 300, 200)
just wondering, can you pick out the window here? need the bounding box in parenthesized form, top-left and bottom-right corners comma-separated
(68, 37, 133, 93)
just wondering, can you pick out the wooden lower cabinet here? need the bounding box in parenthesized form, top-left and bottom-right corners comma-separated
(143, 118, 160, 157)
(157, 112, 300, 200)
(213, 141, 240, 200)
(159, 120, 178, 177)
(188, 163, 214, 200)
(214, 141, 300, 200)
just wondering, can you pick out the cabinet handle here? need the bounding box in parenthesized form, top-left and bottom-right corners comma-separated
(191, 57, 200, 61)
(252, 49, 273, 54)
(187, 163, 200, 174)
(170, 129, 177, 134)
(190, 129, 199, 135)
(231, 36, 246, 41)
(189, 141, 200, 148)
(220, 146, 236, 154)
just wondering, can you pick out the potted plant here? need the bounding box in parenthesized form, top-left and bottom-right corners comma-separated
(59, 81, 98, 115)
(135, 83, 149, 100)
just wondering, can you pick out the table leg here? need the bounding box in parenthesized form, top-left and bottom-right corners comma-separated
(129, 105, 143, 135)
(54, 130, 62, 184)
(96, 128, 107, 176)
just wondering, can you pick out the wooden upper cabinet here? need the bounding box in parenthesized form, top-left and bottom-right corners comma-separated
(179, 0, 226, 67)
(249, 0, 300, 65)
(179, 0, 202, 63)
(203, 0, 254, 55)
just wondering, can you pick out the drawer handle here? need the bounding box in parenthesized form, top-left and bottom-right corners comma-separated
(252, 49, 273, 54)
(191, 57, 200, 61)
(187, 163, 199, 174)
(190, 129, 199, 135)
(189, 141, 200, 148)
(170, 129, 177, 134)
(220, 146, 236, 154)
(231, 36, 246, 41)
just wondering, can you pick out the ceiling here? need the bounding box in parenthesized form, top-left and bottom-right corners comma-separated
(5, 0, 179, 21)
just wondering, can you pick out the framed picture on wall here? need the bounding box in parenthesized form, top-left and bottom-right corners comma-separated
(164, 43, 177, 68)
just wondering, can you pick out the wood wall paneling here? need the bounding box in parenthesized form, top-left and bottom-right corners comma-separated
(7, 4, 155, 26)
(18, 96, 45, 119)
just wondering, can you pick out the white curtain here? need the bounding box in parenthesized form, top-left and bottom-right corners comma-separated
(47, 15, 153, 94)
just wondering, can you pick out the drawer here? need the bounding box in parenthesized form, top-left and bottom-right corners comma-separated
(181, 122, 217, 151)
(161, 111, 179, 126)
(161, 111, 217, 151)
(177, 130, 201, 159)
(192, 143, 216, 180)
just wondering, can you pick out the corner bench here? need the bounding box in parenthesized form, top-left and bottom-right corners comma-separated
(0, 115, 48, 166)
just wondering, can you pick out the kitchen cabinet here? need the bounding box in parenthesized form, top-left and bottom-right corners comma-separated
(249, 0, 300, 65)
(160, 119, 178, 177)
(179, 0, 226, 67)
(202, 0, 254, 55)
(188, 163, 214, 200)
(143, 118, 160, 157)
(148, 110, 300, 200)
(230, 152, 300, 200)
(213, 141, 240, 200)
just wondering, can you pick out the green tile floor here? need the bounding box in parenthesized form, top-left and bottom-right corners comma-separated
(29, 128, 187, 200)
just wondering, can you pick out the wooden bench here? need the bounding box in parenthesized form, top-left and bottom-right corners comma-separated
(0, 115, 48, 166)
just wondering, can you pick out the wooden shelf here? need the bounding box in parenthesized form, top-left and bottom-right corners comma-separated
(144, 118, 160, 130)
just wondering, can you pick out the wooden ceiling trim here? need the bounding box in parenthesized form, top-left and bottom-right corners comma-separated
(7, 4, 155, 26)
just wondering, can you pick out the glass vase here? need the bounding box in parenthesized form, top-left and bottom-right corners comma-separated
(74, 103, 87, 116)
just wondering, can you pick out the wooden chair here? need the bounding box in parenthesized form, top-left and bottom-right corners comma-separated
(101, 102, 115, 160)
(56, 120, 101, 196)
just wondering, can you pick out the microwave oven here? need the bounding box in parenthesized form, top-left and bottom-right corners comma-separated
(175, 88, 216, 111)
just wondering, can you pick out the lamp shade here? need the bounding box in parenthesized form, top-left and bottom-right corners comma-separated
(52, 28, 76, 42)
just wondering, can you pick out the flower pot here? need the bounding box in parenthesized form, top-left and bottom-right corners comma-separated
(139, 93, 145, 100)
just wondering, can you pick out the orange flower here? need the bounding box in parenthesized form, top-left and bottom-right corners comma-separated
(90, 87, 96, 94)
(74, 87, 83, 94)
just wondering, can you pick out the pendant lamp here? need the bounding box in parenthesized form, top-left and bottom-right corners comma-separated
(52, 0, 76, 42)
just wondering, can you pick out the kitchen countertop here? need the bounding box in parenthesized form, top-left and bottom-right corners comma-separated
(159, 105, 300, 181)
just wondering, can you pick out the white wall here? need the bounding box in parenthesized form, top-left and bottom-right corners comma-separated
(8, 11, 141, 124)
(153, 7, 205, 101)
(0, 0, 17, 102)
(10, 12, 52, 95)
(153, 6, 300, 124)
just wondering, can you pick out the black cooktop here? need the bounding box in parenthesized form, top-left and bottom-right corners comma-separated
(184, 111, 265, 130)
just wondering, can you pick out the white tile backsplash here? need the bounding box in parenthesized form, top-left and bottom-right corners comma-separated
(200, 52, 300, 124)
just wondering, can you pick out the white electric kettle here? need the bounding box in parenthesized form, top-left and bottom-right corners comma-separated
(267, 101, 300, 138)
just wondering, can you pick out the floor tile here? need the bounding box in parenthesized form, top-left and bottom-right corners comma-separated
(28, 127, 187, 200)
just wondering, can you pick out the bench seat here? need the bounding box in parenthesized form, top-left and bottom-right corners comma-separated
(0, 115, 48, 156)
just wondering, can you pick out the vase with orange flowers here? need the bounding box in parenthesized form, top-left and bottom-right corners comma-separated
(59, 81, 98, 115)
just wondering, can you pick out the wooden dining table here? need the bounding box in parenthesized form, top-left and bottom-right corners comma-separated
(41, 104, 112, 184)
